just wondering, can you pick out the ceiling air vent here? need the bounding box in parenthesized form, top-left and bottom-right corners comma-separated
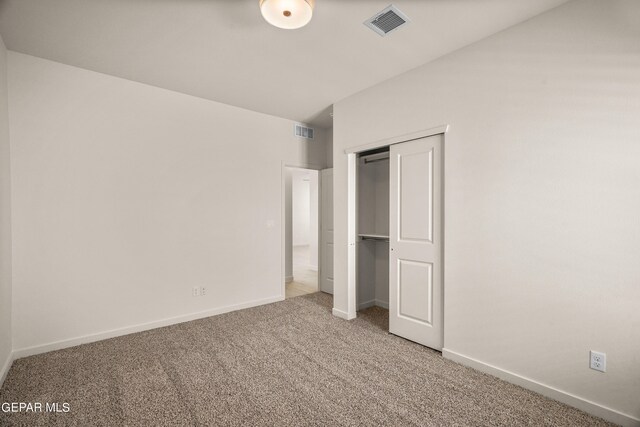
(295, 124, 314, 139)
(364, 5, 410, 37)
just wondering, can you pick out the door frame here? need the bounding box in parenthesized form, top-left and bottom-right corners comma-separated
(342, 125, 449, 320)
(280, 162, 324, 299)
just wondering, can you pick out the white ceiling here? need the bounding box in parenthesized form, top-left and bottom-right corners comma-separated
(0, 0, 569, 128)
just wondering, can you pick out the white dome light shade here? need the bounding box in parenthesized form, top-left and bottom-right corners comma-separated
(260, 0, 314, 30)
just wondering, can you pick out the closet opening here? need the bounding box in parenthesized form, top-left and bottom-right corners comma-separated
(357, 147, 390, 313)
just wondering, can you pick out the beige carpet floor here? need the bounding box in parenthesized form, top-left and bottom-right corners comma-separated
(0, 293, 613, 426)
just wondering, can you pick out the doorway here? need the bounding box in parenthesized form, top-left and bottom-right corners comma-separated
(285, 167, 319, 299)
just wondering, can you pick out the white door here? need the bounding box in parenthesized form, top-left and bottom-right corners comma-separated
(320, 169, 334, 294)
(389, 135, 443, 349)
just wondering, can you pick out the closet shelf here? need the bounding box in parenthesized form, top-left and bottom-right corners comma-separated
(358, 233, 390, 242)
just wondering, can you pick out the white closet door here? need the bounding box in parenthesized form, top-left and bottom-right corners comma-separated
(389, 135, 443, 349)
(320, 169, 334, 294)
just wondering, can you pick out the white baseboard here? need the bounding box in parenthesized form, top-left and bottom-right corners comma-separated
(358, 299, 389, 310)
(358, 299, 376, 310)
(13, 295, 285, 360)
(285, 276, 294, 284)
(442, 348, 640, 427)
(332, 307, 356, 320)
(0, 350, 13, 387)
(374, 299, 389, 309)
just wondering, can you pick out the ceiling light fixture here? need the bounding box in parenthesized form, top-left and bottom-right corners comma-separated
(260, 0, 314, 29)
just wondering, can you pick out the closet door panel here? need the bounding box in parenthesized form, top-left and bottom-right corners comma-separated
(398, 259, 433, 325)
(399, 150, 433, 243)
(389, 134, 443, 350)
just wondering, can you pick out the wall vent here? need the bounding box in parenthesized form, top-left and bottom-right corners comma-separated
(295, 124, 314, 139)
(364, 5, 410, 36)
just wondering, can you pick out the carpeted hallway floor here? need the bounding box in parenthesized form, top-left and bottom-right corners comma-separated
(0, 293, 613, 426)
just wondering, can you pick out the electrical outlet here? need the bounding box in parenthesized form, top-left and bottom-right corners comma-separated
(201, 286, 207, 296)
(590, 350, 606, 372)
(192, 286, 199, 297)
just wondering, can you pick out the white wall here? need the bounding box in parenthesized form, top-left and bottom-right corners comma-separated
(290, 168, 319, 270)
(333, 0, 640, 424)
(0, 34, 12, 383)
(286, 167, 321, 280)
(8, 52, 328, 353)
(292, 169, 311, 247)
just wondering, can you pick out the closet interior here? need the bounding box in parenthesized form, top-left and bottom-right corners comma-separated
(357, 147, 390, 310)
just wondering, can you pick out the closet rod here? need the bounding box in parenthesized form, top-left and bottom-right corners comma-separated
(362, 152, 390, 164)
(359, 234, 390, 242)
